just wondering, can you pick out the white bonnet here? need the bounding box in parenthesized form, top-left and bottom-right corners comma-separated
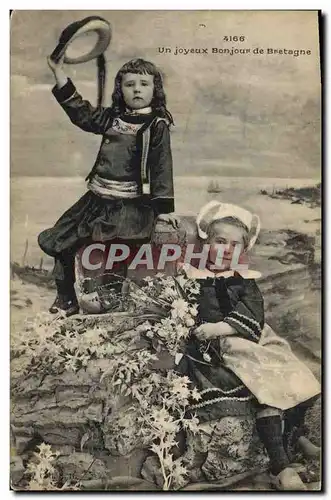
(196, 200, 261, 251)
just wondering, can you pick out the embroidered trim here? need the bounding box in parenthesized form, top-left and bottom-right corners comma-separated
(142, 117, 170, 186)
(229, 311, 262, 332)
(141, 125, 151, 183)
(112, 117, 144, 135)
(200, 385, 246, 396)
(226, 310, 262, 339)
(189, 395, 253, 411)
(61, 90, 79, 104)
(143, 183, 150, 195)
(224, 316, 260, 341)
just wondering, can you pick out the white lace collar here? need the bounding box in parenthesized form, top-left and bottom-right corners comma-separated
(125, 106, 152, 115)
(179, 263, 262, 280)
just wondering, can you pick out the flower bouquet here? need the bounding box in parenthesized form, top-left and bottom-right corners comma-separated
(127, 272, 201, 357)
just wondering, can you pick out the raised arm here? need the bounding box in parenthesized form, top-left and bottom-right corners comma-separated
(48, 55, 112, 135)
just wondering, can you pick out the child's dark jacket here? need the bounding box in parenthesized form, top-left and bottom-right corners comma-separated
(38, 79, 175, 259)
(52, 78, 174, 216)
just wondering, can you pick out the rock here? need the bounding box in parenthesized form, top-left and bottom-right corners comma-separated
(141, 455, 164, 489)
(182, 417, 268, 484)
(304, 396, 321, 447)
(10, 456, 25, 486)
(10, 240, 321, 490)
(40, 369, 97, 392)
(57, 452, 108, 483)
(152, 220, 189, 245)
(149, 348, 176, 371)
(11, 374, 44, 396)
(84, 358, 115, 380)
(181, 421, 215, 482)
(79, 476, 158, 491)
(103, 406, 143, 456)
(15, 436, 35, 454)
(203, 455, 248, 481)
(206, 417, 268, 479)
(37, 427, 82, 448)
(52, 445, 76, 456)
(12, 401, 103, 427)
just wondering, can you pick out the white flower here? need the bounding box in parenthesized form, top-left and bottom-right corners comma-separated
(136, 321, 152, 333)
(184, 315, 195, 327)
(203, 352, 211, 363)
(160, 285, 177, 301)
(183, 415, 200, 434)
(189, 305, 198, 317)
(160, 318, 176, 330)
(151, 409, 177, 434)
(175, 275, 187, 289)
(170, 378, 190, 400)
(171, 299, 189, 319)
(190, 388, 202, 401)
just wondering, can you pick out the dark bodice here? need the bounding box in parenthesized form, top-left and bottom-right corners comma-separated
(95, 128, 140, 181)
(197, 276, 244, 324)
(186, 274, 264, 369)
(51, 79, 175, 215)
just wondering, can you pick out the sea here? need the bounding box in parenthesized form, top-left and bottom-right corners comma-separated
(11, 176, 320, 269)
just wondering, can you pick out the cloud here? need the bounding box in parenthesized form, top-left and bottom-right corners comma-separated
(10, 10, 321, 178)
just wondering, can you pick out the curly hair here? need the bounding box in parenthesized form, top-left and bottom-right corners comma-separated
(110, 58, 174, 125)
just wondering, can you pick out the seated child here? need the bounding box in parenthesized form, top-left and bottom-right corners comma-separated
(178, 200, 320, 490)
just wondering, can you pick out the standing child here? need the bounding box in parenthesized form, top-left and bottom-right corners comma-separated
(178, 200, 320, 490)
(39, 56, 179, 316)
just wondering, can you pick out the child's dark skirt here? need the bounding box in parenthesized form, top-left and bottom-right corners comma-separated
(38, 191, 155, 256)
(38, 191, 155, 281)
(177, 344, 258, 424)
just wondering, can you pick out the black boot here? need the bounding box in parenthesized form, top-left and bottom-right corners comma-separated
(49, 295, 79, 316)
(256, 415, 290, 476)
(256, 415, 307, 490)
(50, 279, 79, 316)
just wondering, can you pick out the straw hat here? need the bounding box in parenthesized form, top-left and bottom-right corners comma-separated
(50, 16, 111, 107)
(50, 15, 111, 65)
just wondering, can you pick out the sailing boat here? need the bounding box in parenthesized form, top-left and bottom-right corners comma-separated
(207, 180, 222, 193)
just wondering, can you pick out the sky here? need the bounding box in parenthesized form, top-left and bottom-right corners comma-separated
(10, 10, 321, 178)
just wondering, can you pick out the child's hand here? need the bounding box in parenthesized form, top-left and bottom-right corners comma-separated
(47, 55, 68, 89)
(194, 321, 235, 340)
(194, 322, 218, 340)
(47, 54, 65, 73)
(156, 213, 180, 230)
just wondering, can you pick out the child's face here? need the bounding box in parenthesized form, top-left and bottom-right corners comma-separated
(207, 222, 246, 270)
(121, 72, 154, 110)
